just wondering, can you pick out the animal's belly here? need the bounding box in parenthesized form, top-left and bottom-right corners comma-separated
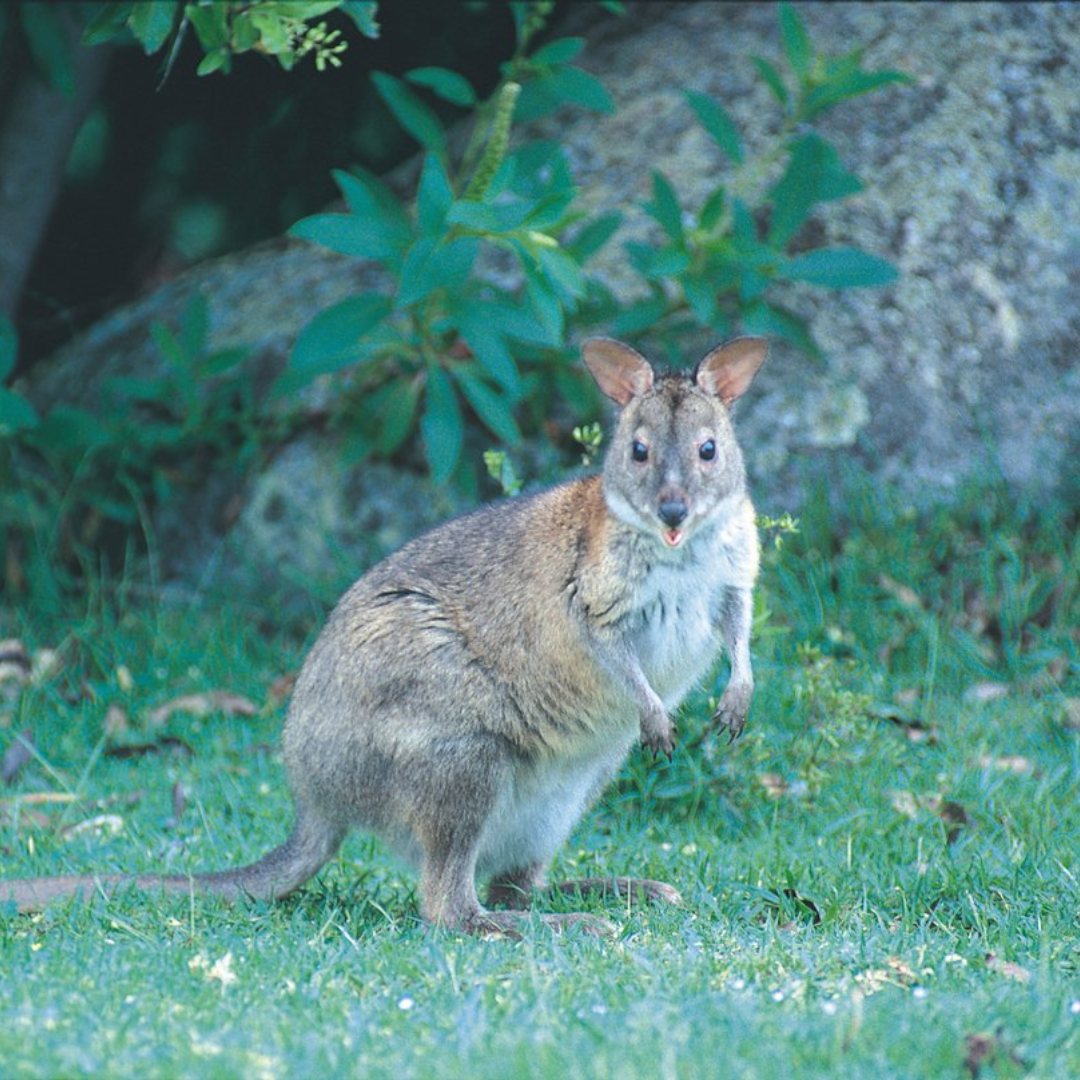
(636, 591, 721, 707)
(476, 731, 637, 878)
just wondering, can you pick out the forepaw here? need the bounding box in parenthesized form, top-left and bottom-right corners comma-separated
(640, 709, 675, 759)
(712, 681, 753, 743)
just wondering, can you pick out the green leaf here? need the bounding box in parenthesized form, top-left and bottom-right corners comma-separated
(416, 154, 454, 235)
(19, 4, 75, 95)
(446, 199, 534, 233)
(645, 171, 684, 244)
(524, 271, 564, 341)
(341, 1, 380, 39)
(397, 238, 479, 308)
(275, 295, 391, 396)
(803, 68, 912, 120)
(698, 186, 727, 232)
(82, 3, 136, 47)
(779, 3, 812, 82)
(27, 405, 110, 455)
(611, 295, 669, 336)
(202, 346, 250, 379)
(565, 212, 622, 261)
(372, 71, 446, 154)
(626, 242, 690, 281)
(454, 369, 522, 446)
(179, 294, 209, 358)
(421, 366, 463, 484)
(742, 300, 823, 360)
(375, 379, 421, 455)
(684, 89, 743, 164)
(289, 212, 406, 264)
(186, 4, 229, 49)
(0, 317, 16, 382)
(196, 49, 231, 77)
(777, 247, 899, 289)
(681, 276, 717, 326)
(767, 134, 863, 248)
(333, 168, 407, 227)
(752, 54, 789, 107)
(474, 299, 557, 348)
(530, 36, 585, 65)
(150, 322, 187, 373)
(0, 388, 38, 437)
(535, 245, 586, 302)
(405, 66, 476, 107)
(128, 1, 178, 54)
(514, 66, 614, 121)
(451, 304, 522, 395)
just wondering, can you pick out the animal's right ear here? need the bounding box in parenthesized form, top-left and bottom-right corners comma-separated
(582, 338, 654, 406)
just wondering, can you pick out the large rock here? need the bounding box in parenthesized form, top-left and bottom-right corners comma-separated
(554, 1, 1080, 504)
(28, 1, 1080, 609)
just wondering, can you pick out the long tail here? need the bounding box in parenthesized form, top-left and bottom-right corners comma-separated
(0, 805, 345, 914)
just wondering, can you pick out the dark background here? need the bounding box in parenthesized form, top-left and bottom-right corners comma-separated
(8, 2, 521, 366)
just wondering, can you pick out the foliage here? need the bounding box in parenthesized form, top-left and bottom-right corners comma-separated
(282, 2, 909, 490)
(0, 2, 379, 92)
(601, 3, 910, 357)
(278, 2, 615, 488)
(0, 299, 259, 596)
(1, 485, 1079, 1077)
(83, 0, 380, 77)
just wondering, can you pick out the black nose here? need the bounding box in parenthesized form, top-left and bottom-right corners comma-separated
(658, 500, 688, 527)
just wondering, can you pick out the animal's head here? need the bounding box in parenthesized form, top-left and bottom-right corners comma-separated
(583, 337, 767, 549)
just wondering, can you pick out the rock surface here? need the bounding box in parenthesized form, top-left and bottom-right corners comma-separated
(27, 1, 1080, 608)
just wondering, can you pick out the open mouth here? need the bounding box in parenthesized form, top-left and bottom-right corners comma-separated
(663, 528, 685, 547)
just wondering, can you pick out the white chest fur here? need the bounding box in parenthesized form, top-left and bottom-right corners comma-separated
(629, 506, 755, 707)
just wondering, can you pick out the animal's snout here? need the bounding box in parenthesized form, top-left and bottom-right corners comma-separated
(658, 499, 689, 528)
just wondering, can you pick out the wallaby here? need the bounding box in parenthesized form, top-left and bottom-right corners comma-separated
(2, 336, 767, 935)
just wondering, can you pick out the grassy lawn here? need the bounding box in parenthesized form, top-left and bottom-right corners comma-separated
(2, 482, 1078, 1079)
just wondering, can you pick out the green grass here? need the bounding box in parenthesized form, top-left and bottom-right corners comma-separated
(2, 481, 1079, 1079)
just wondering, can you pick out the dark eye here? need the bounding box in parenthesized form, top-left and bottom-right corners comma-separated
(631, 439, 649, 463)
(699, 439, 717, 461)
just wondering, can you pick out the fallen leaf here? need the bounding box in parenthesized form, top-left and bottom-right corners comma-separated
(938, 800, 970, 844)
(0, 791, 77, 806)
(962, 1028, 1028, 1078)
(1060, 699, 1080, 731)
(30, 648, 60, 684)
(963, 1032, 995, 1079)
(61, 813, 125, 840)
(104, 704, 130, 737)
(885, 956, 918, 985)
(878, 574, 923, 610)
(758, 773, 788, 798)
(985, 953, 1032, 983)
(0, 641, 30, 700)
(167, 781, 187, 830)
(105, 736, 195, 760)
(2, 728, 34, 785)
(871, 704, 939, 744)
(148, 690, 258, 727)
(977, 754, 1036, 776)
(891, 790, 920, 819)
(268, 673, 297, 705)
(965, 682, 1009, 703)
(762, 887, 822, 927)
(189, 951, 238, 988)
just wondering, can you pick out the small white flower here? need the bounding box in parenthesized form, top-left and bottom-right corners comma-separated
(398, 996, 415, 1012)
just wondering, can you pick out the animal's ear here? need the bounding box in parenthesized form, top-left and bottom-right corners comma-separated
(582, 338, 655, 406)
(693, 337, 768, 406)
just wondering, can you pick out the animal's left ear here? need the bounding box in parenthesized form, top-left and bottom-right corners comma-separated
(694, 337, 768, 406)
